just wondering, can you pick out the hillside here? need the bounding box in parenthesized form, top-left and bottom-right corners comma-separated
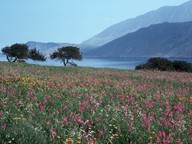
(82, 0, 192, 46)
(26, 41, 96, 56)
(85, 21, 192, 58)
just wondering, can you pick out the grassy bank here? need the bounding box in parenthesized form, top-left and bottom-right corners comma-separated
(0, 62, 192, 143)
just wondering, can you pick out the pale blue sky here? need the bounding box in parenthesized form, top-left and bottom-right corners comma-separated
(0, 0, 189, 48)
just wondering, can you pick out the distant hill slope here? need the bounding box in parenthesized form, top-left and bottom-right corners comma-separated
(85, 21, 192, 58)
(26, 41, 96, 56)
(82, 0, 192, 46)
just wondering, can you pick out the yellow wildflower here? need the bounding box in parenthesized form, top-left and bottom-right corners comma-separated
(65, 137, 73, 143)
(13, 117, 21, 120)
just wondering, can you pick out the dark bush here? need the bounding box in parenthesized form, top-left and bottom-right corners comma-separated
(147, 57, 173, 71)
(135, 57, 192, 72)
(173, 60, 192, 72)
(135, 64, 148, 70)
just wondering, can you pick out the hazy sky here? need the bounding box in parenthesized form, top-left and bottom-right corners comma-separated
(0, 0, 189, 48)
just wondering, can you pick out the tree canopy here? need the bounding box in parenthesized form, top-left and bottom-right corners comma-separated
(50, 46, 82, 66)
(28, 48, 46, 62)
(1, 43, 46, 62)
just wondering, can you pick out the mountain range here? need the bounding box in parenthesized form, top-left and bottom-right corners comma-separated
(24, 0, 192, 58)
(85, 21, 192, 58)
(82, 0, 192, 46)
(26, 41, 96, 56)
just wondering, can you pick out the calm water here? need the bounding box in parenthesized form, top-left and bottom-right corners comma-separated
(0, 54, 191, 70)
(28, 57, 149, 69)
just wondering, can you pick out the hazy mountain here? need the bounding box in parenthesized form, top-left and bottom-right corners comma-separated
(85, 21, 192, 58)
(82, 0, 192, 46)
(26, 41, 96, 56)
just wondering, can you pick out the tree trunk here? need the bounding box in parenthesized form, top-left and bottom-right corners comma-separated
(63, 59, 69, 67)
(6, 55, 11, 62)
(6, 55, 17, 62)
(13, 57, 18, 63)
(63, 62, 67, 66)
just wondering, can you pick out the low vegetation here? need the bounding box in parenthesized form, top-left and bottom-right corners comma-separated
(0, 62, 192, 143)
(135, 57, 192, 72)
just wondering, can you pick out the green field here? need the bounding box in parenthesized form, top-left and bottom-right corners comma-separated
(0, 62, 192, 143)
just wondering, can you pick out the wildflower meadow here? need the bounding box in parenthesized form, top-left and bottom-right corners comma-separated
(0, 62, 192, 144)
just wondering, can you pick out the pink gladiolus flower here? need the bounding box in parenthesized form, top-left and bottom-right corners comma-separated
(47, 121, 50, 125)
(164, 100, 169, 106)
(50, 127, 56, 135)
(39, 105, 45, 111)
(156, 131, 174, 143)
(155, 93, 160, 99)
(190, 126, 192, 140)
(32, 96, 37, 101)
(129, 96, 134, 102)
(1, 124, 6, 129)
(177, 139, 183, 144)
(45, 94, 51, 99)
(62, 117, 68, 126)
(173, 102, 183, 112)
(190, 96, 192, 104)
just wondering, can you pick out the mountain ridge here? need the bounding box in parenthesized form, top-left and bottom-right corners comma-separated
(26, 41, 96, 56)
(84, 21, 192, 58)
(82, 0, 192, 46)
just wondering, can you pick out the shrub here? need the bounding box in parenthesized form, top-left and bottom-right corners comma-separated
(173, 60, 192, 72)
(135, 57, 192, 72)
(148, 57, 173, 71)
(135, 64, 148, 70)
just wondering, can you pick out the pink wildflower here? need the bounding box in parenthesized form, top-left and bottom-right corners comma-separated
(1, 124, 6, 129)
(173, 102, 183, 112)
(155, 93, 160, 99)
(190, 96, 192, 104)
(47, 121, 50, 125)
(164, 100, 169, 106)
(177, 139, 183, 144)
(129, 96, 134, 102)
(190, 126, 192, 140)
(62, 117, 68, 126)
(45, 94, 51, 99)
(50, 127, 57, 135)
(32, 96, 37, 101)
(156, 131, 174, 143)
(39, 105, 45, 111)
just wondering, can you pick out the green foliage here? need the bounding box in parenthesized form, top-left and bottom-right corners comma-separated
(135, 57, 192, 72)
(28, 48, 46, 61)
(1, 43, 46, 63)
(2, 44, 28, 62)
(50, 46, 82, 66)
(0, 121, 49, 144)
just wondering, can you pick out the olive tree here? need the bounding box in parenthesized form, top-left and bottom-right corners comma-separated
(50, 46, 82, 66)
(1, 43, 46, 62)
